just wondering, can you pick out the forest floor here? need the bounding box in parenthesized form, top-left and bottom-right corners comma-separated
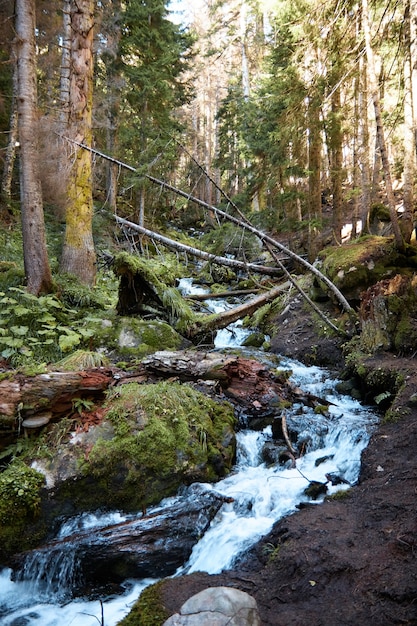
(158, 299, 417, 625)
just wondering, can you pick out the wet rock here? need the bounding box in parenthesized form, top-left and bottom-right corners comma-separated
(163, 586, 261, 626)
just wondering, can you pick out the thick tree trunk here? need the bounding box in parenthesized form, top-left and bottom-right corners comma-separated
(60, 0, 96, 286)
(1, 54, 18, 202)
(11, 488, 229, 589)
(15, 0, 52, 295)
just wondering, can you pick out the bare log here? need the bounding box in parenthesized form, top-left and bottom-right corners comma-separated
(115, 216, 284, 276)
(186, 282, 291, 338)
(186, 289, 261, 300)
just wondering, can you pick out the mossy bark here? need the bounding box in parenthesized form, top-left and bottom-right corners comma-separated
(60, 0, 96, 286)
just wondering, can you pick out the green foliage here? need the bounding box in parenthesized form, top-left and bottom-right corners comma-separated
(0, 265, 119, 367)
(0, 461, 45, 523)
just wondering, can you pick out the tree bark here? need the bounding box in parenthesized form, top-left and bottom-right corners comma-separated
(60, 0, 96, 286)
(403, 0, 415, 242)
(15, 0, 52, 295)
(1, 53, 18, 202)
(11, 488, 228, 588)
(0, 370, 112, 430)
(362, 0, 404, 251)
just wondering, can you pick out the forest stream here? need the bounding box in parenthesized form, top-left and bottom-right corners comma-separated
(0, 283, 379, 626)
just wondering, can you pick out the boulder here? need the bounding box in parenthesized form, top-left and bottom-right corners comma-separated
(163, 587, 261, 626)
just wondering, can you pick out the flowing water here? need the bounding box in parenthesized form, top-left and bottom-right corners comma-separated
(0, 283, 379, 625)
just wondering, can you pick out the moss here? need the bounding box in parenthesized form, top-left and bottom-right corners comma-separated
(0, 460, 45, 558)
(79, 381, 236, 510)
(318, 236, 405, 299)
(117, 580, 170, 626)
(326, 489, 352, 501)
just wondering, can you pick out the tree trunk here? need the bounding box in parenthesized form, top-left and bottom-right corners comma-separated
(330, 82, 343, 243)
(404, 0, 416, 241)
(11, 489, 228, 588)
(410, 0, 417, 157)
(362, 0, 404, 251)
(358, 53, 371, 234)
(60, 0, 96, 286)
(307, 93, 322, 261)
(15, 0, 52, 295)
(1, 52, 18, 203)
(0, 370, 112, 431)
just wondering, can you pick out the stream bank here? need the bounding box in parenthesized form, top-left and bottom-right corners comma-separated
(152, 306, 417, 626)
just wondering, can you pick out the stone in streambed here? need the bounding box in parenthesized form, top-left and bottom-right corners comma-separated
(163, 586, 261, 626)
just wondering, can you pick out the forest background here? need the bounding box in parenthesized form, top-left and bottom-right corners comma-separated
(0, 0, 417, 312)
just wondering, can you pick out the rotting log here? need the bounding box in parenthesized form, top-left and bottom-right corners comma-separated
(0, 352, 331, 436)
(0, 370, 113, 430)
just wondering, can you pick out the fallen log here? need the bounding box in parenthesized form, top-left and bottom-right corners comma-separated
(186, 288, 261, 300)
(185, 281, 291, 339)
(116, 217, 285, 277)
(0, 370, 113, 430)
(58, 136, 354, 314)
(11, 487, 230, 594)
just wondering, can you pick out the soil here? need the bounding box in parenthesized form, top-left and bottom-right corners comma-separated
(157, 302, 417, 625)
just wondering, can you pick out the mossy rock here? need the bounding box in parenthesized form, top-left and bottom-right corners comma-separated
(27, 381, 236, 527)
(87, 316, 190, 358)
(318, 236, 417, 301)
(359, 274, 417, 354)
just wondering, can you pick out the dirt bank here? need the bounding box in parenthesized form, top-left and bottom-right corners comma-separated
(157, 315, 417, 624)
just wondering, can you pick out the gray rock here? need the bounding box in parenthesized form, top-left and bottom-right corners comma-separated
(163, 586, 261, 626)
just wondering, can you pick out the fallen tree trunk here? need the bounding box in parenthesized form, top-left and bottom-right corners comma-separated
(11, 487, 229, 592)
(186, 288, 261, 300)
(115, 216, 285, 277)
(185, 281, 291, 339)
(0, 370, 113, 430)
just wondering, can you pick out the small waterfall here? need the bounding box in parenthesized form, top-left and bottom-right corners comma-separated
(15, 545, 81, 603)
(177, 277, 253, 348)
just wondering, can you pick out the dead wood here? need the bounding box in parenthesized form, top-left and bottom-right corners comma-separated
(185, 282, 291, 339)
(186, 289, 261, 300)
(115, 217, 284, 277)
(0, 370, 113, 430)
(281, 413, 297, 456)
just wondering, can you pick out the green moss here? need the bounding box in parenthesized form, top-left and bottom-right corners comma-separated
(326, 489, 352, 501)
(117, 580, 170, 626)
(80, 381, 236, 510)
(0, 460, 45, 558)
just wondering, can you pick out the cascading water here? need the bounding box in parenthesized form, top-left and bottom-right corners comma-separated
(0, 282, 378, 626)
